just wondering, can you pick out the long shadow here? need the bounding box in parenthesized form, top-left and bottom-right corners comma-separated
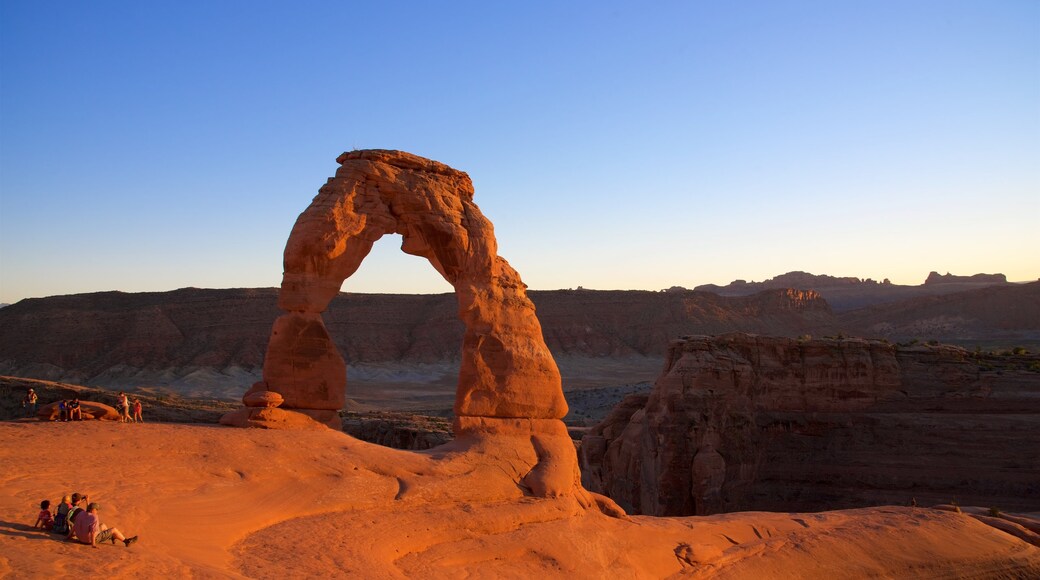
(0, 519, 67, 542)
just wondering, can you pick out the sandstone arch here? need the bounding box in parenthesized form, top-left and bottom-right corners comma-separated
(221, 150, 579, 496)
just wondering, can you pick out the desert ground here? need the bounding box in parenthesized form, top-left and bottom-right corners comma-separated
(3, 420, 1039, 579)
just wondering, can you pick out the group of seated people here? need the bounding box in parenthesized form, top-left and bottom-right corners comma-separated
(33, 492, 138, 548)
(55, 398, 83, 421)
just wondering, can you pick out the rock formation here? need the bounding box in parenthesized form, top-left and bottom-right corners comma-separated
(0, 286, 836, 397)
(37, 399, 119, 421)
(839, 281, 1040, 341)
(221, 150, 582, 498)
(925, 271, 1008, 285)
(340, 411, 453, 451)
(4, 282, 1037, 399)
(580, 333, 1040, 516)
(696, 270, 1014, 311)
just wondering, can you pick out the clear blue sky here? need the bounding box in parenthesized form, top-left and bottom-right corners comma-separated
(1, 1, 1037, 303)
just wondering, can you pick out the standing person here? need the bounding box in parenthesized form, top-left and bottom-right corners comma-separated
(117, 392, 131, 423)
(23, 388, 38, 418)
(68, 502, 137, 548)
(132, 398, 143, 423)
(68, 397, 83, 421)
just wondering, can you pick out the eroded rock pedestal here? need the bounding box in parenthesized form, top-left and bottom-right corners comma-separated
(221, 149, 584, 498)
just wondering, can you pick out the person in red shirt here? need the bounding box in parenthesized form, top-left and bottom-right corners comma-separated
(68, 502, 137, 548)
(132, 398, 143, 423)
(33, 500, 53, 530)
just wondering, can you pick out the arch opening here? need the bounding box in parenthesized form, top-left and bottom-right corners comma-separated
(328, 233, 460, 417)
(228, 149, 567, 428)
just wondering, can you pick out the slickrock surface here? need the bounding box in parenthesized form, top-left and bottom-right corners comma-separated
(581, 333, 1040, 516)
(3, 421, 1039, 579)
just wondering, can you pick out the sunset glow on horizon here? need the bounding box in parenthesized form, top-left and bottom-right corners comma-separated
(1, 1, 1037, 304)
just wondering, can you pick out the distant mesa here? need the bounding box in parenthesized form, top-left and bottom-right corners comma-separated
(694, 270, 1012, 312)
(924, 271, 1007, 285)
(693, 271, 875, 294)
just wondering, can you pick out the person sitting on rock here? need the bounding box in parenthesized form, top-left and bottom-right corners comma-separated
(68, 397, 83, 421)
(68, 502, 137, 548)
(57, 400, 69, 422)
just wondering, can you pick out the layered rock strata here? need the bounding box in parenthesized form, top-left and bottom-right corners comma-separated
(580, 333, 1040, 515)
(221, 150, 582, 499)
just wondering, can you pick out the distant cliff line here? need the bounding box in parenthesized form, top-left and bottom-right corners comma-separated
(692, 270, 1020, 311)
(0, 282, 1037, 395)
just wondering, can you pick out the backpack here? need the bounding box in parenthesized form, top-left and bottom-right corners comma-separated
(63, 506, 82, 534)
(51, 506, 70, 534)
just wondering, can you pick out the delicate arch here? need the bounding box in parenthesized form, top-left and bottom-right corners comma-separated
(245, 150, 567, 427)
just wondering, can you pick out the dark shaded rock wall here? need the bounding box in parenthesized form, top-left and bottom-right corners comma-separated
(580, 333, 1040, 515)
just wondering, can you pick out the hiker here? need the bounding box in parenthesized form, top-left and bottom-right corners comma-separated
(68, 502, 137, 548)
(117, 392, 131, 423)
(33, 500, 54, 530)
(23, 388, 38, 418)
(57, 400, 69, 422)
(68, 397, 83, 421)
(132, 398, 143, 423)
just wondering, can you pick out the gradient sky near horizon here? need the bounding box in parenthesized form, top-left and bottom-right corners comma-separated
(1, 1, 1037, 304)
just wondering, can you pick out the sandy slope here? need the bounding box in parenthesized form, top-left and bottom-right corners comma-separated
(2, 421, 1038, 579)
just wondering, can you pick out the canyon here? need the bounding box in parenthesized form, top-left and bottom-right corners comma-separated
(2, 149, 1038, 577)
(580, 333, 1040, 516)
(1, 280, 1035, 410)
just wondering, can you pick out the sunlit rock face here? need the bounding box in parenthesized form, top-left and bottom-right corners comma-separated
(581, 333, 1040, 515)
(221, 150, 581, 498)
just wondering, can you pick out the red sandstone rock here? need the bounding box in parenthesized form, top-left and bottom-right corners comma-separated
(243, 390, 283, 408)
(255, 149, 566, 422)
(218, 406, 339, 430)
(37, 400, 119, 421)
(222, 150, 579, 498)
(581, 333, 1040, 516)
